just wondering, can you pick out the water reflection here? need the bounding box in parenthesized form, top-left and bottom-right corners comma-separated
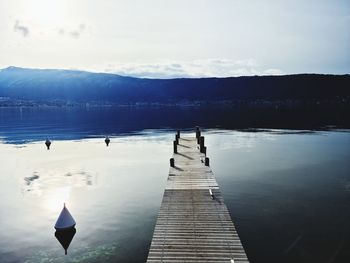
(0, 134, 171, 263)
(21, 170, 97, 196)
(0, 106, 344, 144)
(24, 173, 39, 186)
(55, 228, 76, 255)
(0, 131, 348, 263)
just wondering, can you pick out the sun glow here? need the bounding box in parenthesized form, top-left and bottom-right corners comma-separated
(43, 186, 71, 212)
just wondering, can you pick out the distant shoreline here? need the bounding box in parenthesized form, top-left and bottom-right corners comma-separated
(0, 97, 348, 109)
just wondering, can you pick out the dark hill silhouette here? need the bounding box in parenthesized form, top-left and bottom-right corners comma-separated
(0, 66, 349, 104)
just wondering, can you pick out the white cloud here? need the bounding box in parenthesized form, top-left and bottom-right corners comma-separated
(58, 24, 86, 38)
(13, 20, 29, 37)
(103, 59, 284, 78)
(3, 1, 348, 74)
(263, 68, 285, 75)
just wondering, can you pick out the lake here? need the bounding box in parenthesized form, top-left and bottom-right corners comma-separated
(0, 107, 349, 263)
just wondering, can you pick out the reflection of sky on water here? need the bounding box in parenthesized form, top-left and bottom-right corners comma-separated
(22, 170, 96, 194)
(8, 134, 173, 211)
(206, 130, 275, 151)
(0, 130, 349, 262)
(0, 134, 173, 263)
(206, 130, 350, 263)
(12, 141, 102, 212)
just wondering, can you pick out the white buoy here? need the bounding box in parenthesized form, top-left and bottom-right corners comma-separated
(54, 203, 76, 230)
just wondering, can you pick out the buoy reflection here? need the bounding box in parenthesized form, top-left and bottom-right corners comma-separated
(55, 227, 76, 255)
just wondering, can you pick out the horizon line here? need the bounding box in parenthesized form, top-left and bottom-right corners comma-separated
(1, 65, 349, 80)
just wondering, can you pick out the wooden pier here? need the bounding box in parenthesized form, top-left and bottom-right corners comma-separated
(147, 131, 249, 263)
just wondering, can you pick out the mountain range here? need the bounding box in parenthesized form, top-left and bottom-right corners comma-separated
(0, 66, 349, 106)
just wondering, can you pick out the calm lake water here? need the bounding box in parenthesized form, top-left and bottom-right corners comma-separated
(0, 107, 349, 263)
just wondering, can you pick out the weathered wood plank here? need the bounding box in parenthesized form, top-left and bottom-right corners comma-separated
(147, 134, 249, 262)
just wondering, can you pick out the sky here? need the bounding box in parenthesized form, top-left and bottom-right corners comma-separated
(0, 0, 349, 78)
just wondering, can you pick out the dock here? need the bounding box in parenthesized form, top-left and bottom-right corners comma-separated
(147, 130, 249, 262)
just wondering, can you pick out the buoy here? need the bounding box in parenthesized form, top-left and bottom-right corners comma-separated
(105, 136, 110, 146)
(45, 138, 51, 150)
(209, 188, 214, 199)
(54, 203, 76, 230)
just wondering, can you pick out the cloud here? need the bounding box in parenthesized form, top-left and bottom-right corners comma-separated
(58, 24, 86, 38)
(263, 68, 285, 75)
(13, 20, 29, 37)
(69, 30, 80, 38)
(103, 59, 285, 79)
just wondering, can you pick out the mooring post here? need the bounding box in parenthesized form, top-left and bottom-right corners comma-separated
(197, 131, 201, 144)
(205, 157, 210, 166)
(173, 141, 177, 153)
(196, 127, 201, 143)
(201, 146, 207, 155)
(200, 136, 205, 145)
(199, 136, 205, 153)
(199, 136, 204, 152)
(177, 130, 180, 138)
(175, 134, 179, 144)
(170, 158, 175, 167)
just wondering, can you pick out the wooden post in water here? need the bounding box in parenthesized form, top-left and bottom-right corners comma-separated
(169, 158, 174, 167)
(173, 141, 177, 153)
(176, 130, 180, 138)
(200, 135, 205, 146)
(196, 127, 201, 144)
(198, 135, 206, 155)
(199, 136, 205, 152)
(205, 157, 210, 166)
(202, 146, 207, 155)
